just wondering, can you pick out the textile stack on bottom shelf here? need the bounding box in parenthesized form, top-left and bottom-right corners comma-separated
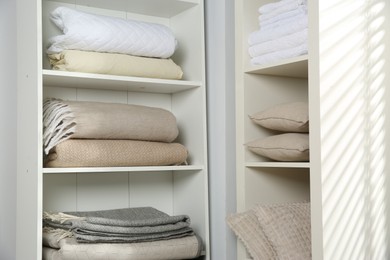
(248, 0, 308, 65)
(43, 99, 188, 167)
(42, 207, 203, 259)
(46, 6, 183, 79)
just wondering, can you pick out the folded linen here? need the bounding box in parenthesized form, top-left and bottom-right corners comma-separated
(259, 13, 307, 31)
(258, 0, 307, 14)
(43, 99, 179, 154)
(48, 7, 177, 58)
(44, 139, 188, 167)
(48, 50, 183, 80)
(43, 207, 194, 243)
(259, 5, 307, 27)
(249, 15, 308, 45)
(249, 29, 308, 58)
(251, 43, 308, 66)
(43, 231, 202, 259)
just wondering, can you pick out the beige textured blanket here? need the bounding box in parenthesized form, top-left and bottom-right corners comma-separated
(45, 139, 188, 167)
(48, 50, 183, 79)
(43, 228, 202, 260)
(43, 99, 179, 154)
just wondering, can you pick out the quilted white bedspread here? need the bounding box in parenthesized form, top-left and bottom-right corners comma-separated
(47, 7, 177, 58)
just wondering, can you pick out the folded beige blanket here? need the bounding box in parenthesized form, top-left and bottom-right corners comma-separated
(43, 99, 179, 154)
(48, 50, 183, 79)
(42, 228, 202, 260)
(45, 139, 188, 167)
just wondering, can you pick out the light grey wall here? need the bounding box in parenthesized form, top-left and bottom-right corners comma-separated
(205, 0, 237, 259)
(0, 0, 17, 259)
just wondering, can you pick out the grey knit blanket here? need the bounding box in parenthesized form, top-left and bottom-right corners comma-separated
(43, 207, 194, 243)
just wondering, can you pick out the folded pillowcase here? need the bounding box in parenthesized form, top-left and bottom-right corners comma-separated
(246, 133, 309, 161)
(48, 50, 183, 80)
(253, 202, 311, 260)
(250, 102, 309, 132)
(226, 209, 277, 260)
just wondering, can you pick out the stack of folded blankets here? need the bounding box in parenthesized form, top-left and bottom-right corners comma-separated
(248, 0, 308, 65)
(43, 99, 188, 167)
(47, 6, 183, 79)
(43, 207, 203, 259)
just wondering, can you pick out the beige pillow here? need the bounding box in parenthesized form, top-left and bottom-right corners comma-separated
(226, 209, 277, 260)
(246, 133, 309, 161)
(249, 102, 309, 132)
(253, 202, 311, 260)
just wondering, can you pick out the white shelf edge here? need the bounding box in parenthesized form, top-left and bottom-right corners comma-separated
(244, 55, 308, 78)
(42, 69, 202, 94)
(43, 165, 204, 174)
(245, 162, 310, 169)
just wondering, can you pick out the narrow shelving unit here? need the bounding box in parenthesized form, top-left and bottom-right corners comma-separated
(234, 0, 310, 259)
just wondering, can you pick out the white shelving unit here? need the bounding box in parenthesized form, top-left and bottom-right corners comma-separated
(16, 0, 209, 259)
(234, 0, 310, 259)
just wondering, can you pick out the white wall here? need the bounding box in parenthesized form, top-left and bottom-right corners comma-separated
(0, 0, 17, 259)
(205, 0, 237, 259)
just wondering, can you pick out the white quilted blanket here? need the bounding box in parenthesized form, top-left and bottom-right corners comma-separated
(47, 7, 177, 58)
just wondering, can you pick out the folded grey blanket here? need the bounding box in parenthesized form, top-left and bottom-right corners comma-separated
(43, 207, 193, 243)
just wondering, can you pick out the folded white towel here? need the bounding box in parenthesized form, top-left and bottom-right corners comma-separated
(259, 0, 307, 14)
(249, 29, 308, 58)
(250, 43, 308, 66)
(249, 16, 308, 45)
(259, 5, 307, 26)
(48, 7, 177, 58)
(260, 13, 307, 31)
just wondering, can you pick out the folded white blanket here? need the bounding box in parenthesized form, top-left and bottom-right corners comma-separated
(250, 43, 308, 66)
(260, 13, 307, 31)
(249, 16, 308, 45)
(249, 29, 308, 58)
(259, 5, 307, 27)
(48, 7, 177, 59)
(258, 0, 307, 14)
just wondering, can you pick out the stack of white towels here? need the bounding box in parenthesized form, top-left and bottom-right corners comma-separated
(248, 0, 308, 65)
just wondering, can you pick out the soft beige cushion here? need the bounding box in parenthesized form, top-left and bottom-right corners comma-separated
(48, 50, 183, 80)
(249, 102, 309, 132)
(253, 202, 311, 260)
(246, 133, 309, 161)
(226, 209, 276, 260)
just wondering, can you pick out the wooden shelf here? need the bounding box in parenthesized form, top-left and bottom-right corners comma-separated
(43, 165, 204, 174)
(245, 55, 308, 78)
(42, 70, 201, 93)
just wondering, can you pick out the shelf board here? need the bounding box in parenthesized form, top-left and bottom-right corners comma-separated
(246, 162, 310, 168)
(43, 165, 204, 174)
(44, 0, 199, 18)
(42, 70, 202, 93)
(245, 55, 308, 78)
